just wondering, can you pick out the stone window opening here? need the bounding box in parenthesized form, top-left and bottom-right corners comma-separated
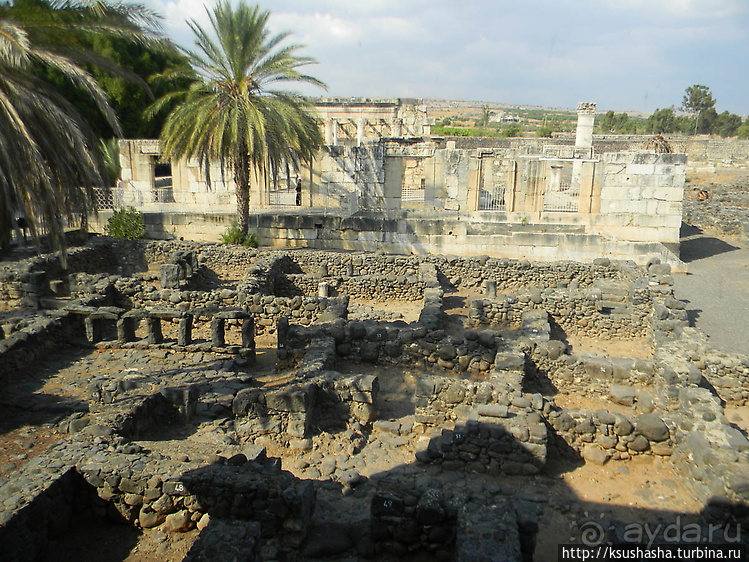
(153, 159, 175, 203)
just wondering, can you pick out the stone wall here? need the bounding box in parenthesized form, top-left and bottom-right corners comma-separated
(413, 370, 548, 476)
(596, 152, 687, 244)
(546, 407, 675, 463)
(468, 278, 653, 340)
(0, 312, 71, 377)
(279, 274, 425, 301)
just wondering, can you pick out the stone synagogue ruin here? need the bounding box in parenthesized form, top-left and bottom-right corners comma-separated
(0, 100, 747, 560)
(111, 100, 686, 269)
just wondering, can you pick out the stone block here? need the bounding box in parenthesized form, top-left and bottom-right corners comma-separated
(609, 385, 637, 406)
(636, 413, 669, 442)
(477, 404, 509, 418)
(494, 351, 525, 373)
(584, 357, 613, 380)
(266, 386, 312, 413)
(582, 444, 609, 465)
(160, 264, 181, 289)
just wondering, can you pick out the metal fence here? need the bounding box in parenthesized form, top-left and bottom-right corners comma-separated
(268, 188, 300, 207)
(92, 187, 173, 210)
(94, 188, 114, 210)
(401, 185, 425, 202)
(478, 185, 506, 211)
(543, 181, 580, 212)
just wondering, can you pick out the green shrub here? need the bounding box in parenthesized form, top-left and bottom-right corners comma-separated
(244, 232, 259, 248)
(221, 223, 259, 248)
(106, 207, 144, 239)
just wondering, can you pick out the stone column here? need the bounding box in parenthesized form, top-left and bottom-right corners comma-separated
(324, 119, 333, 145)
(117, 314, 138, 343)
(575, 102, 596, 150)
(85, 315, 104, 343)
(467, 298, 484, 323)
(318, 282, 329, 298)
(277, 317, 289, 350)
(485, 280, 497, 298)
(332, 118, 338, 146)
(572, 102, 597, 201)
(211, 316, 225, 347)
(357, 118, 366, 147)
(391, 118, 402, 138)
(319, 262, 328, 278)
(147, 316, 163, 344)
(241, 316, 255, 350)
(178, 314, 193, 346)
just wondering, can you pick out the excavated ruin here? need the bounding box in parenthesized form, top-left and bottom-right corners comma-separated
(0, 236, 747, 561)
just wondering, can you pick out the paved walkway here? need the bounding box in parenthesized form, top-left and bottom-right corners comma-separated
(673, 232, 749, 356)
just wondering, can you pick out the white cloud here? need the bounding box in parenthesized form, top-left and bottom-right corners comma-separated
(141, 0, 749, 113)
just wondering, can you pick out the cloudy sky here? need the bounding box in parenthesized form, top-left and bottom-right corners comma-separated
(145, 0, 749, 115)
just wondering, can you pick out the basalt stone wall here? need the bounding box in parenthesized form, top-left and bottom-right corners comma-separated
(278, 273, 426, 302)
(0, 241, 122, 308)
(0, 378, 317, 560)
(240, 254, 296, 296)
(672, 387, 749, 504)
(337, 321, 501, 376)
(0, 465, 89, 562)
(78, 449, 315, 550)
(370, 487, 458, 559)
(184, 519, 262, 561)
(698, 357, 749, 405)
(243, 294, 328, 332)
(234, 319, 378, 440)
(469, 281, 653, 339)
(70, 273, 330, 334)
(142, 240, 259, 280)
(525, 340, 656, 396)
(284, 251, 422, 278)
(235, 248, 636, 295)
(232, 372, 380, 441)
(546, 407, 675, 463)
(413, 365, 548, 476)
(0, 312, 71, 377)
(422, 256, 636, 291)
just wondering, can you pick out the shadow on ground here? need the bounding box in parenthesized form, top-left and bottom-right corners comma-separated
(680, 236, 740, 263)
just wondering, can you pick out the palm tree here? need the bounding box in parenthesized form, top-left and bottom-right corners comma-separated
(0, 0, 162, 258)
(154, 1, 325, 235)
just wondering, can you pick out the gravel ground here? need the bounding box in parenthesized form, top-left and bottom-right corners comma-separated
(674, 237, 749, 356)
(676, 172, 749, 356)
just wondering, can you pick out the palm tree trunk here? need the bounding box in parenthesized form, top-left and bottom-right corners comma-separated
(235, 150, 251, 235)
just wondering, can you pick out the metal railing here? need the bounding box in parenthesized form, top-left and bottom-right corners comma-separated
(92, 187, 174, 210)
(479, 185, 506, 211)
(401, 186, 425, 202)
(543, 181, 580, 212)
(268, 188, 300, 207)
(94, 188, 114, 210)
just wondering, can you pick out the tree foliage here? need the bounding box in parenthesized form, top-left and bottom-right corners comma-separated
(154, 1, 326, 235)
(597, 111, 639, 134)
(714, 111, 741, 137)
(683, 84, 716, 115)
(37, 33, 192, 139)
(0, 0, 162, 257)
(682, 84, 716, 135)
(474, 105, 492, 127)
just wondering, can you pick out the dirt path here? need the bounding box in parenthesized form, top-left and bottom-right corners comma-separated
(673, 233, 749, 356)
